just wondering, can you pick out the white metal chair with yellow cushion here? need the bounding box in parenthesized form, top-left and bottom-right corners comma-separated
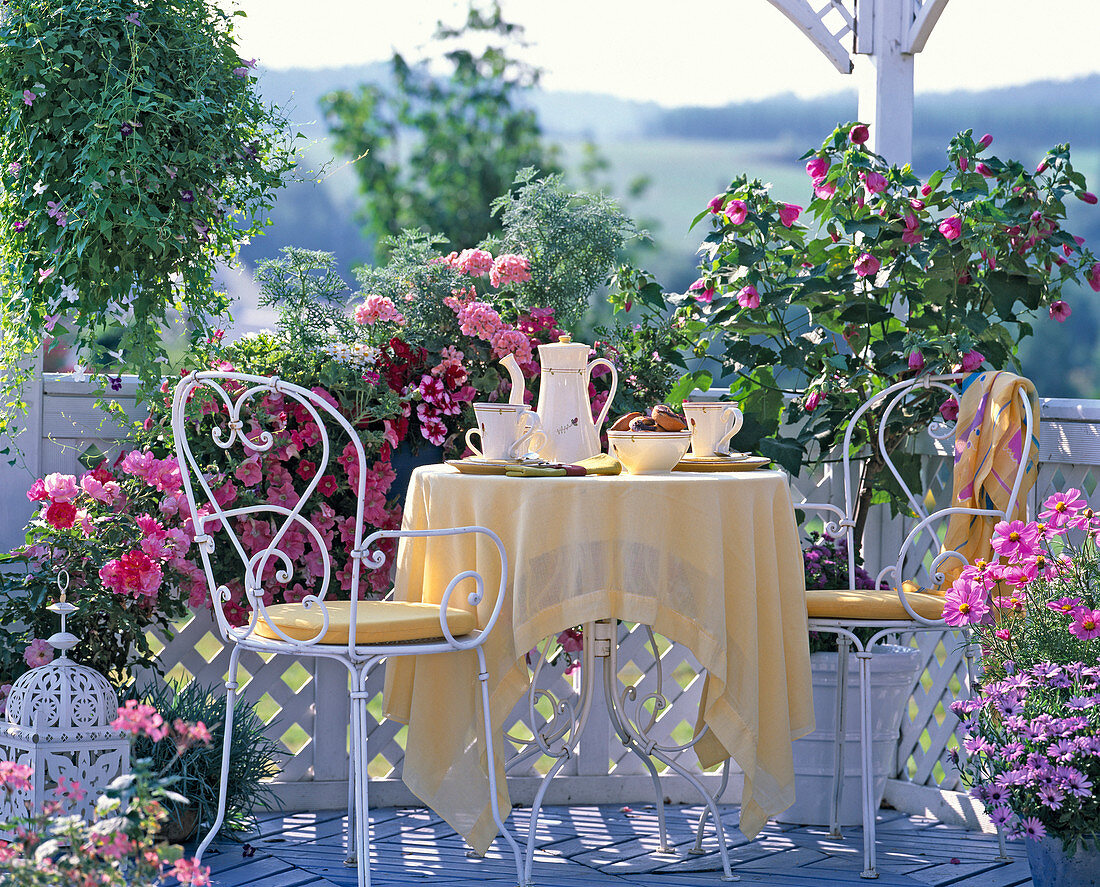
(797, 371, 1037, 879)
(171, 371, 526, 887)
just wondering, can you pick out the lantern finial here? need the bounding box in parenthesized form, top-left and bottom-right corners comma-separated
(46, 569, 79, 658)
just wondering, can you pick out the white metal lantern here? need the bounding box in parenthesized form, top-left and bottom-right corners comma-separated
(0, 575, 129, 823)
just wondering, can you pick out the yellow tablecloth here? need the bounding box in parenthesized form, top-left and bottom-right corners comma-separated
(382, 465, 814, 854)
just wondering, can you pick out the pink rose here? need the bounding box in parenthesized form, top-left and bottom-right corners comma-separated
(43, 472, 79, 503)
(736, 285, 760, 309)
(805, 157, 829, 181)
(723, 199, 748, 225)
(24, 639, 53, 668)
(26, 479, 49, 502)
(853, 253, 881, 278)
(44, 500, 77, 530)
(938, 216, 962, 241)
(778, 203, 802, 228)
(849, 124, 869, 145)
(1049, 300, 1072, 322)
(861, 171, 888, 195)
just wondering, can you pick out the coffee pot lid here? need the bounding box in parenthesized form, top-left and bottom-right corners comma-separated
(537, 334, 591, 369)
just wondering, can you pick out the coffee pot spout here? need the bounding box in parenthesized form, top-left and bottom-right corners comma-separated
(499, 353, 526, 406)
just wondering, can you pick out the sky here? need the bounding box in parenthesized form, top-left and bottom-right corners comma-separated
(227, 0, 1100, 107)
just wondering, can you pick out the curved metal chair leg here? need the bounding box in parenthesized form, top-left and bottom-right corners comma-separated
(830, 637, 851, 839)
(856, 651, 878, 879)
(476, 647, 529, 886)
(194, 646, 242, 864)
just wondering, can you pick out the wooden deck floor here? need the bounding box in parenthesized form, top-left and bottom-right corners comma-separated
(189, 804, 1035, 887)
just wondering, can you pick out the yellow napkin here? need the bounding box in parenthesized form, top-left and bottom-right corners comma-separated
(504, 452, 622, 477)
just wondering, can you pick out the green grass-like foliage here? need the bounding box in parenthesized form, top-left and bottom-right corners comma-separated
(125, 681, 283, 839)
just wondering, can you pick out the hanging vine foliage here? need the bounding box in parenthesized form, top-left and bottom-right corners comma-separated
(0, 0, 296, 429)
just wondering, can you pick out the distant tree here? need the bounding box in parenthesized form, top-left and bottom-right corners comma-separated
(321, 2, 558, 255)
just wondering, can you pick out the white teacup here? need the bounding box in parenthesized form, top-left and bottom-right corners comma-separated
(465, 403, 546, 461)
(683, 401, 743, 457)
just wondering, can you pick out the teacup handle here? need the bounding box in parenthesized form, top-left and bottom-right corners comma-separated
(715, 406, 744, 456)
(510, 410, 546, 459)
(465, 427, 484, 458)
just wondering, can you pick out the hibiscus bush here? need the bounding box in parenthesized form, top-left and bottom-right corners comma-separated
(946, 491, 1100, 850)
(669, 123, 1100, 552)
(0, 702, 213, 886)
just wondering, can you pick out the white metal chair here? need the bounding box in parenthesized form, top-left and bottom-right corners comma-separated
(796, 372, 1035, 878)
(171, 371, 526, 887)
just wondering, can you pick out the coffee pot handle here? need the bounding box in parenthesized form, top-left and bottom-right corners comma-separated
(586, 358, 618, 434)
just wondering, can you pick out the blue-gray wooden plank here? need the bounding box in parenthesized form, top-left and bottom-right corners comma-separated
(177, 805, 1034, 887)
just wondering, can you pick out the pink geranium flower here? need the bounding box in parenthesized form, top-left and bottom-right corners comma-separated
(943, 577, 989, 627)
(489, 253, 531, 288)
(456, 248, 493, 276)
(354, 294, 405, 326)
(990, 520, 1042, 562)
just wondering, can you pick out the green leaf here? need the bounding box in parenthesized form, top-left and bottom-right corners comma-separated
(667, 370, 713, 407)
(759, 436, 802, 475)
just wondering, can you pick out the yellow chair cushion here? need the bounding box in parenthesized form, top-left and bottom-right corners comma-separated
(252, 600, 477, 645)
(806, 584, 945, 621)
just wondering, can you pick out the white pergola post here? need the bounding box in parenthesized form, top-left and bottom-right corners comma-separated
(764, 0, 949, 165)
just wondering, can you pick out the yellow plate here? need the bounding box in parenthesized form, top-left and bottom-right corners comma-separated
(673, 455, 771, 472)
(444, 458, 520, 476)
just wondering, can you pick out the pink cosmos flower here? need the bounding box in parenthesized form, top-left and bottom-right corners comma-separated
(907, 350, 925, 372)
(489, 253, 531, 288)
(778, 203, 802, 228)
(805, 157, 829, 181)
(849, 124, 869, 145)
(861, 171, 888, 195)
(1070, 608, 1100, 641)
(960, 350, 985, 372)
(42, 472, 78, 503)
(456, 248, 493, 276)
(943, 577, 989, 627)
(737, 284, 760, 309)
(990, 520, 1042, 562)
(724, 199, 748, 225)
(1049, 300, 1072, 322)
(1048, 596, 1084, 617)
(1040, 489, 1085, 527)
(938, 216, 963, 241)
(24, 638, 54, 668)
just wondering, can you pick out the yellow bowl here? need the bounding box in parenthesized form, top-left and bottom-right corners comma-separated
(607, 431, 692, 475)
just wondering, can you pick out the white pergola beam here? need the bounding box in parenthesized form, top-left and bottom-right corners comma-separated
(906, 0, 949, 53)
(765, 0, 854, 74)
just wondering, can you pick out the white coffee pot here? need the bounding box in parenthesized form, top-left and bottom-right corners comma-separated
(499, 335, 617, 464)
